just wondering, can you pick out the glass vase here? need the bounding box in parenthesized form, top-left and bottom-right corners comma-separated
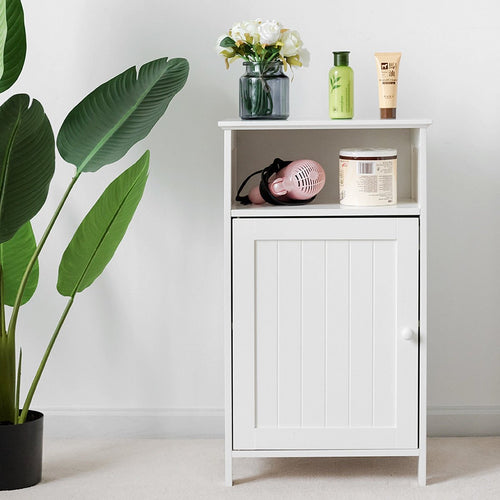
(239, 61, 289, 120)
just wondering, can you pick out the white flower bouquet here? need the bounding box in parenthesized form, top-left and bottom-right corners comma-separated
(216, 19, 305, 71)
(217, 20, 306, 119)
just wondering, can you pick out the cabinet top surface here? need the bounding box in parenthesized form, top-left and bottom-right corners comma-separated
(218, 118, 432, 130)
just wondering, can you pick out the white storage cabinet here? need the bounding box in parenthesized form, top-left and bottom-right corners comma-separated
(220, 119, 431, 486)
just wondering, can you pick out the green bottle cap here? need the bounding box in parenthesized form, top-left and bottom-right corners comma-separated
(333, 51, 350, 66)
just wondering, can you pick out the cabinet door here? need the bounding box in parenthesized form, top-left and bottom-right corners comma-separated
(232, 217, 418, 450)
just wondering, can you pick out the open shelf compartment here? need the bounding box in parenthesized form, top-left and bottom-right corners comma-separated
(221, 120, 430, 218)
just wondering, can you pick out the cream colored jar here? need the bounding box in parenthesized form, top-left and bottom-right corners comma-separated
(339, 148, 397, 206)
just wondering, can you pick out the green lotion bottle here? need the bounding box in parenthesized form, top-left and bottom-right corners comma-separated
(329, 51, 353, 119)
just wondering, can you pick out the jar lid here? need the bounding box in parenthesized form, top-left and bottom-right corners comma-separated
(339, 147, 397, 158)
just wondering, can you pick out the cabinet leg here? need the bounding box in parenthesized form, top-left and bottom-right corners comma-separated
(418, 453, 426, 486)
(225, 453, 233, 486)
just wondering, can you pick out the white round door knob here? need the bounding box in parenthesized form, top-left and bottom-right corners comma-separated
(401, 327, 414, 340)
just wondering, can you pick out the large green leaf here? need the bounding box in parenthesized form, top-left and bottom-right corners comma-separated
(0, 0, 26, 93)
(0, 1, 6, 81)
(57, 57, 188, 174)
(0, 94, 55, 244)
(0, 221, 38, 306)
(57, 151, 149, 296)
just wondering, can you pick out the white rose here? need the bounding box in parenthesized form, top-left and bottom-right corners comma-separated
(258, 20, 281, 45)
(280, 30, 303, 57)
(231, 20, 259, 43)
(230, 22, 247, 42)
(242, 20, 260, 41)
(298, 48, 310, 67)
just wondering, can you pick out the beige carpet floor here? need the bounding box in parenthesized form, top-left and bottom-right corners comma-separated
(2, 437, 500, 499)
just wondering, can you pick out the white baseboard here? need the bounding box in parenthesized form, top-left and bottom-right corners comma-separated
(41, 408, 224, 439)
(40, 406, 500, 438)
(428, 405, 500, 437)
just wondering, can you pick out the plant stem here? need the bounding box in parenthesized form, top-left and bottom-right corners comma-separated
(19, 295, 75, 424)
(8, 174, 80, 339)
(0, 334, 16, 422)
(0, 259, 16, 422)
(14, 348, 22, 424)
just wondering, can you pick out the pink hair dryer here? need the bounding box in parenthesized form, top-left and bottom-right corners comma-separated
(248, 159, 326, 205)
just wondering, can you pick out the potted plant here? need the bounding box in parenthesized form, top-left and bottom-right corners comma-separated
(0, 0, 189, 489)
(216, 19, 307, 119)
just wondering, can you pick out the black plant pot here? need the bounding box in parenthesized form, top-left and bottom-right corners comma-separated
(0, 411, 43, 490)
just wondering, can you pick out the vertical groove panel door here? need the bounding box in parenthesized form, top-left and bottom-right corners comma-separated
(232, 217, 418, 450)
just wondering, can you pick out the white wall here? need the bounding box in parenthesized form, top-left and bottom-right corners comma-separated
(5, 0, 500, 436)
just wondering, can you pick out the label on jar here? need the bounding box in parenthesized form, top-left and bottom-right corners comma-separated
(339, 157, 397, 206)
